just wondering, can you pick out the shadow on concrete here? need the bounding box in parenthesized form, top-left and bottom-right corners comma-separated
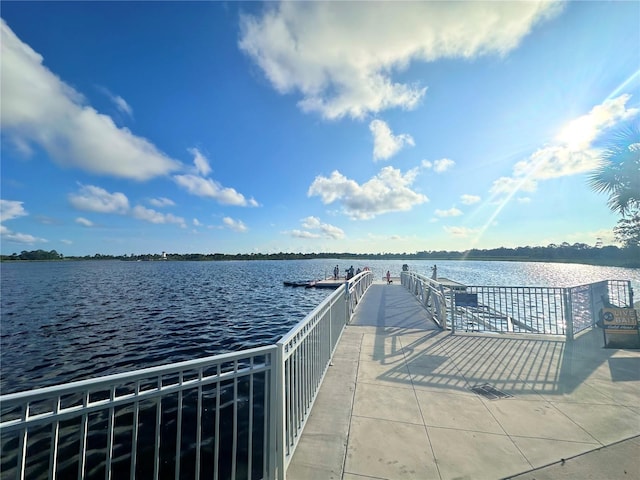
(352, 284, 640, 397)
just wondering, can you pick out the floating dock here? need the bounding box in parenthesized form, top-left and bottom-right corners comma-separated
(436, 277, 467, 291)
(284, 278, 348, 289)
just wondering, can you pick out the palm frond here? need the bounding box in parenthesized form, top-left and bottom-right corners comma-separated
(589, 121, 640, 215)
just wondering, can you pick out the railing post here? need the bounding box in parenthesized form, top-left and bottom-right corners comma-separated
(449, 289, 456, 333)
(589, 283, 598, 330)
(439, 284, 448, 330)
(274, 343, 286, 480)
(564, 288, 574, 341)
(345, 281, 351, 322)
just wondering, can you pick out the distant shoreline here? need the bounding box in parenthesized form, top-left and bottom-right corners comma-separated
(2, 248, 639, 269)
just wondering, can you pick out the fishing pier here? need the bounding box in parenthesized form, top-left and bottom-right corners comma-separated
(1, 271, 638, 479)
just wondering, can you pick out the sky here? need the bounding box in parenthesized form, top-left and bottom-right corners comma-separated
(1, 1, 639, 257)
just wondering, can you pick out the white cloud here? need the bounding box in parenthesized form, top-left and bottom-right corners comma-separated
(1, 229, 46, 245)
(513, 145, 602, 181)
(68, 184, 189, 229)
(461, 194, 481, 205)
(517, 197, 532, 204)
(0, 199, 27, 222)
(69, 184, 130, 214)
(98, 86, 133, 117)
(289, 229, 320, 239)
(433, 158, 455, 173)
(308, 166, 428, 219)
(112, 95, 133, 117)
(174, 174, 259, 206)
(0, 199, 46, 245)
(422, 158, 455, 173)
(239, 2, 561, 119)
(113, 95, 133, 117)
(193, 218, 202, 227)
(301, 216, 321, 229)
(173, 149, 258, 207)
(0, 20, 180, 180)
(369, 119, 414, 161)
(223, 216, 248, 232)
(131, 205, 186, 227)
(149, 197, 176, 208)
(435, 207, 463, 218)
(189, 147, 212, 176)
(75, 217, 94, 227)
(556, 95, 637, 151)
(490, 95, 638, 198)
(297, 216, 345, 239)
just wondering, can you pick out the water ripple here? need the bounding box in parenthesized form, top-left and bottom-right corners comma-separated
(2, 259, 637, 394)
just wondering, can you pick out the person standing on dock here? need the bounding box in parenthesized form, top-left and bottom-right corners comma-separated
(334, 265, 339, 280)
(386, 270, 391, 284)
(346, 266, 354, 280)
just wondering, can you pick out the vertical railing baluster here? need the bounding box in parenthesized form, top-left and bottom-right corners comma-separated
(106, 386, 115, 480)
(263, 355, 270, 480)
(276, 345, 286, 480)
(306, 325, 311, 412)
(129, 381, 140, 480)
(174, 372, 183, 480)
(232, 361, 238, 480)
(195, 370, 203, 480)
(154, 377, 162, 480)
(295, 346, 301, 432)
(247, 360, 254, 480)
(18, 402, 28, 480)
(49, 397, 60, 480)
(79, 391, 89, 480)
(214, 364, 221, 480)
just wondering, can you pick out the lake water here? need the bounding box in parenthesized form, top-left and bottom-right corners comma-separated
(2, 259, 638, 394)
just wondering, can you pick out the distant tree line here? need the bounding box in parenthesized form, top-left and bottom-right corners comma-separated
(2, 243, 638, 267)
(3, 249, 64, 261)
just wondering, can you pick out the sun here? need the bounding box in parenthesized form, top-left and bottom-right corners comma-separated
(556, 116, 597, 151)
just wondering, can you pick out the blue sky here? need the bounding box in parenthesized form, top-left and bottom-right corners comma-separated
(1, 1, 639, 256)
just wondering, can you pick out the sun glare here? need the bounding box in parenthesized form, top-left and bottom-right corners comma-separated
(556, 117, 595, 151)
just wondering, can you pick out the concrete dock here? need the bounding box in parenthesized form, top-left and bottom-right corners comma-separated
(287, 282, 640, 479)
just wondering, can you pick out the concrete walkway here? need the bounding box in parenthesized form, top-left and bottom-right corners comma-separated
(287, 282, 640, 480)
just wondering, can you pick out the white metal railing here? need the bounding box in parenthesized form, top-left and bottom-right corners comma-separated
(401, 273, 633, 341)
(276, 270, 372, 472)
(400, 271, 448, 328)
(0, 347, 277, 480)
(566, 280, 633, 337)
(0, 270, 374, 480)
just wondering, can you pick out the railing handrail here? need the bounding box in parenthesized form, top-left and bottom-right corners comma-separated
(400, 273, 632, 340)
(400, 271, 448, 329)
(0, 345, 275, 403)
(278, 287, 344, 347)
(275, 270, 373, 474)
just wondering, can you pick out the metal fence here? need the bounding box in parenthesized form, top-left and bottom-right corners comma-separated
(0, 348, 277, 480)
(0, 271, 374, 480)
(276, 270, 373, 471)
(401, 272, 633, 340)
(400, 272, 448, 329)
(566, 280, 633, 337)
